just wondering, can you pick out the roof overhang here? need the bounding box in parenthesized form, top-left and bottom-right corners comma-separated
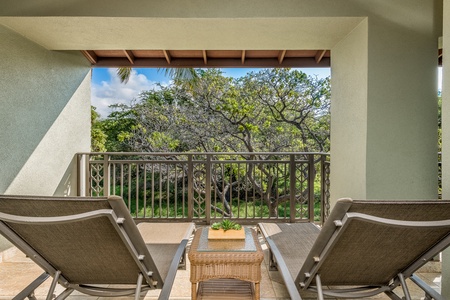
(0, 16, 366, 68)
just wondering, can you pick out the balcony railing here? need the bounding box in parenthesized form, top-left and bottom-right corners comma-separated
(77, 152, 330, 225)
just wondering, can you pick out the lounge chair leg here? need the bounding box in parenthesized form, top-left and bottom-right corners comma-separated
(179, 247, 187, 269)
(13, 272, 49, 300)
(27, 293, 37, 300)
(315, 274, 324, 300)
(398, 273, 412, 300)
(269, 250, 277, 270)
(134, 273, 144, 300)
(46, 270, 61, 300)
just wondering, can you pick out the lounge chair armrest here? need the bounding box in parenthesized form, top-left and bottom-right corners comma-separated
(264, 236, 303, 300)
(157, 239, 189, 300)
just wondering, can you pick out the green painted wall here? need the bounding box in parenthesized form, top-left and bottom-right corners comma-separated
(330, 19, 368, 201)
(0, 25, 91, 195)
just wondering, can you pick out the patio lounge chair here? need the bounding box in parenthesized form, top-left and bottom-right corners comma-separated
(259, 198, 450, 300)
(0, 195, 195, 300)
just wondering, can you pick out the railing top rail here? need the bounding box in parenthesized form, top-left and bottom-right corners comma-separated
(78, 151, 330, 156)
(96, 159, 313, 164)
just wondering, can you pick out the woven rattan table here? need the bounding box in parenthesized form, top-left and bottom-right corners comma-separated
(188, 227, 264, 300)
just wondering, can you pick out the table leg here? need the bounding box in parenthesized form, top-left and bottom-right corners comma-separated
(191, 282, 197, 300)
(255, 282, 260, 300)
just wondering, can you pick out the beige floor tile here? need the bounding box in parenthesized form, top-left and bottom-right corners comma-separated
(417, 272, 442, 289)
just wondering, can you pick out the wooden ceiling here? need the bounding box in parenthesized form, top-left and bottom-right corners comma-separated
(81, 49, 331, 68)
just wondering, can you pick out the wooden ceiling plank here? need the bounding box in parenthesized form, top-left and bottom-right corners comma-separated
(124, 50, 135, 64)
(92, 57, 331, 68)
(163, 50, 172, 64)
(241, 50, 246, 64)
(278, 50, 287, 64)
(203, 50, 208, 65)
(81, 50, 98, 64)
(315, 50, 327, 63)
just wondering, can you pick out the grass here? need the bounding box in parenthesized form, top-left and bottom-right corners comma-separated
(125, 195, 324, 222)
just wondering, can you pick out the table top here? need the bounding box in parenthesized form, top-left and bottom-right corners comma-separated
(189, 227, 264, 264)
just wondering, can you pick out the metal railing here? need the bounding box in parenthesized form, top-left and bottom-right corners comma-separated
(77, 152, 330, 224)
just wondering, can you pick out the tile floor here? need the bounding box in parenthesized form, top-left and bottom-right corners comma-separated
(0, 231, 442, 300)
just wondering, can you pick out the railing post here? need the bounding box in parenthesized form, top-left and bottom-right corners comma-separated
(187, 154, 193, 221)
(77, 154, 82, 196)
(77, 154, 88, 196)
(103, 154, 110, 196)
(85, 153, 91, 196)
(320, 155, 331, 224)
(205, 155, 212, 224)
(289, 154, 296, 223)
(320, 155, 325, 225)
(308, 154, 315, 223)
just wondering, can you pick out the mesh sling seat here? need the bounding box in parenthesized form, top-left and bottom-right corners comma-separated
(259, 198, 450, 300)
(0, 195, 195, 300)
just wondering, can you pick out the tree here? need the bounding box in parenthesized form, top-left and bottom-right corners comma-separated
(249, 68, 330, 152)
(98, 68, 330, 217)
(91, 106, 106, 152)
(99, 103, 138, 152)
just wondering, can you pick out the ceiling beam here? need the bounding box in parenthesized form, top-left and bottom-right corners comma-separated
(92, 57, 331, 68)
(315, 50, 327, 64)
(124, 50, 135, 64)
(241, 50, 246, 64)
(163, 50, 171, 64)
(81, 50, 97, 64)
(278, 50, 287, 64)
(203, 50, 208, 65)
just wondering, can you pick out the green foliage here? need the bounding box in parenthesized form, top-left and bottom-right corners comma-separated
(98, 103, 139, 152)
(211, 219, 242, 231)
(91, 106, 106, 152)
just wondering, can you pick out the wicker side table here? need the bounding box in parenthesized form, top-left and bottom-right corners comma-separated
(188, 227, 264, 300)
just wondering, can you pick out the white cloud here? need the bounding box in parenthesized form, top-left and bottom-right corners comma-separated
(91, 69, 161, 118)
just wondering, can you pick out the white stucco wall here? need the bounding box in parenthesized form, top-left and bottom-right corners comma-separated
(0, 25, 91, 196)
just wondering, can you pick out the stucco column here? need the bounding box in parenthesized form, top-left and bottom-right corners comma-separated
(332, 4, 443, 294)
(331, 13, 439, 204)
(330, 19, 369, 202)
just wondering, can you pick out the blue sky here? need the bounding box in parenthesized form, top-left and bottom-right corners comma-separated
(91, 67, 331, 118)
(91, 67, 442, 118)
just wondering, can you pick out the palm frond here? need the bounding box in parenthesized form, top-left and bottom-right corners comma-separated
(117, 67, 132, 83)
(116, 67, 198, 84)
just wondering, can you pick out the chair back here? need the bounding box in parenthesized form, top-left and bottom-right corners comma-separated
(0, 195, 162, 287)
(296, 198, 450, 288)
